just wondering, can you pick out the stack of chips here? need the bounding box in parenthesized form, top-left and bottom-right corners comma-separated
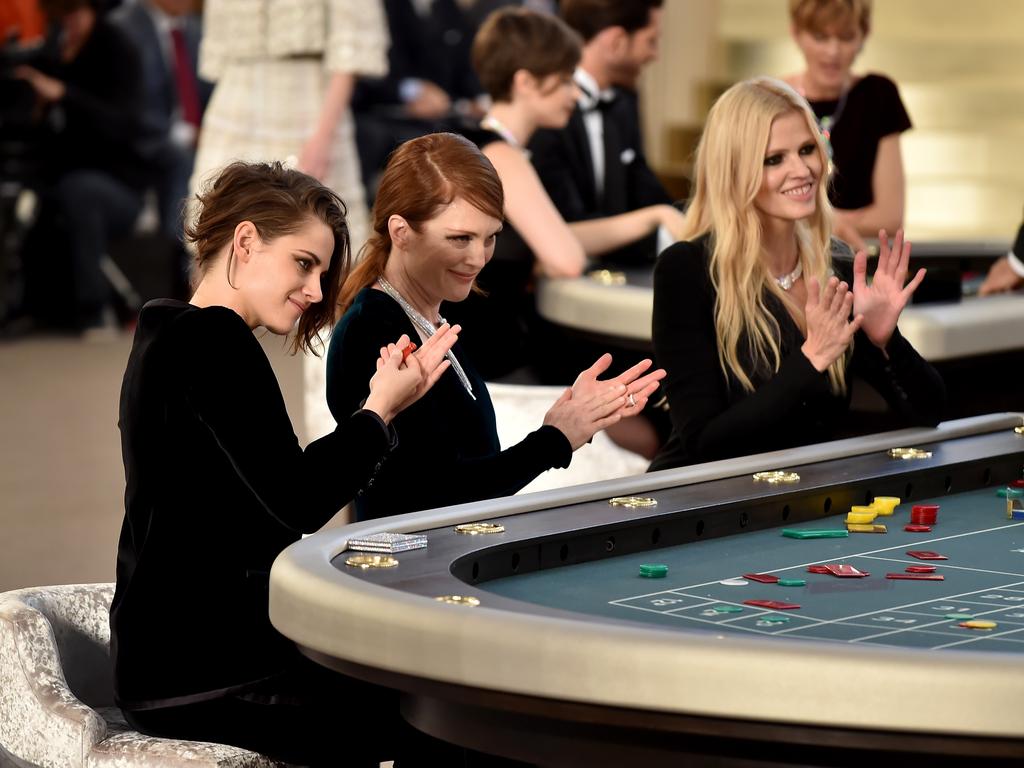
(870, 497, 900, 516)
(910, 504, 939, 526)
(845, 499, 893, 533)
(639, 563, 668, 578)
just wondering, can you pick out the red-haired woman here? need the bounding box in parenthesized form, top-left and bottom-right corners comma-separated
(112, 161, 458, 764)
(326, 132, 665, 520)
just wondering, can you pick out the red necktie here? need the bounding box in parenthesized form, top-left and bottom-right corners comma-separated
(170, 27, 201, 129)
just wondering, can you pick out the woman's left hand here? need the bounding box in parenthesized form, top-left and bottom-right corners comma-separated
(572, 353, 666, 419)
(298, 129, 332, 181)
(852, 228, 926, 350)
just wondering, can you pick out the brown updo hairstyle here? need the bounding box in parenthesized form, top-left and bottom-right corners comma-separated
(789, 0, 871, 36)
(185, 161, 350, 355)
(471, 7, 582, 102)
(338, 133, 504, 315)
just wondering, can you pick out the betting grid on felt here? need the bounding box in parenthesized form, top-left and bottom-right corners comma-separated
(484, 487, 1024, 653)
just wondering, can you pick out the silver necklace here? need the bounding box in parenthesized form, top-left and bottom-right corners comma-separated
(774, 262, 803, 291)
(376, 276, 475, 400)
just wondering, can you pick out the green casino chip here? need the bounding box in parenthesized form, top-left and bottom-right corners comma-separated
(777, 578, 806, 587)
(639, 564, 668, 578)
(997, 487, 1023, 499)
(712, 604, 744, 613)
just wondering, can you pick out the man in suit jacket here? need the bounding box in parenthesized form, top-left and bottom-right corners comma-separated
(529, 0, 671, 265)
(110, 0, 210, 242)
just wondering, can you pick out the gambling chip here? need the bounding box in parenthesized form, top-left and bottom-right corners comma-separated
(752, 470, 800, 484)
(870, 496, 900, 515)
(589, 269, 627, 286)
(609, 496, 658, 508)
(1014, 425, 1024, 435)
(959, 620, 997, 630)
(344, 554, 399, 569)
(435, 595, 481, 607)
(782, 529, 848, 539)
(845, 506, 878, 525)
(639, 563, 668, 578)
(712, 604, 744, 613)
(720, 578, 749, 586)
(777, 578, 806, 587)
(847, 523, 887, 534)
(997, 487, 1024, 499)
(454, 522, 505, 535)
(887, 447, 932, 460)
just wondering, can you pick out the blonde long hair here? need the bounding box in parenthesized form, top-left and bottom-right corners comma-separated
(681, 76, 847, 394)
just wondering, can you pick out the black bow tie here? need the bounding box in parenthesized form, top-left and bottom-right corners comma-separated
(577, 82, 616, 113)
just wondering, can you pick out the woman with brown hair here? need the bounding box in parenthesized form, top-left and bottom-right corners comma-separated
(326, 132, 665, 520)
(112, 160, 458, 764)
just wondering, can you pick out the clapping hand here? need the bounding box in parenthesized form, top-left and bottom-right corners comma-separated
(572, 353, 666, 419)
(364, 325, 460, 422)
(852, 229, 926, 349)
(801, 275, 862, 372)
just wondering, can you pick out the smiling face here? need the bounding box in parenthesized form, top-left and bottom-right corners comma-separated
(753, 111, 823, 228)
(241, 217, 335, 334)
(793, 22, 864, 97)
(395, 197, 502, 308)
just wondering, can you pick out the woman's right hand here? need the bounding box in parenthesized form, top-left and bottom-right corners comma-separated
(363, 325, 460, 422)
(542, 384, 628, 451)
(800, 275, 862, 372)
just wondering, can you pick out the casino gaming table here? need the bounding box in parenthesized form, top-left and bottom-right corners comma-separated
(270, 413, 1024, 765)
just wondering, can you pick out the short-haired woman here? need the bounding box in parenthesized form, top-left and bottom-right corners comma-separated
(112, 161, 458, 764)
(650, 78, 944, 471)
(327, 132, 665, 520)
(784, 0, 910, 251)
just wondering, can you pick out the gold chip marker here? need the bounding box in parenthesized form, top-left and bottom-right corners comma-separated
(454, 522, 505, 535)
(435, 595, 481, 607)
(1015, 426, 1024, 435)
(609, 496, 658, 508)
(752, 471, 800, 484)
(888, 447, 932, 460)
(345, 554, 398, 569)
(589, 269, 627, 286)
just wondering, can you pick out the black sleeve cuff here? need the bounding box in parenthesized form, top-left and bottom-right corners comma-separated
(352, 408, 399, 451)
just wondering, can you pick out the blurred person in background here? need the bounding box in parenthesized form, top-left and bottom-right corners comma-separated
(111, 0, 211, 262)
(352, 0, 488, 203)
(528, 0, 673, 267)
(783, 0, 909, 252)
(13, 0, 149, 335)
(979, 217, 1024, 296)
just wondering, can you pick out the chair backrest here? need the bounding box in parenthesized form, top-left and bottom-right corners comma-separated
(20, 583, 116, 708)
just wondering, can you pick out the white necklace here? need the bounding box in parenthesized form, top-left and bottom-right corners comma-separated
(774, 262, 803, 291)
(480, 115, 531, 158)
(376, 276, 475, 400)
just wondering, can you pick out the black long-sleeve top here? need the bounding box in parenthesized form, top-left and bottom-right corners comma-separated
(649, 235, 946, 471)
(111, 300, 396, 710)
(43, 17, 149, 189)
(326, 288, 572, 520)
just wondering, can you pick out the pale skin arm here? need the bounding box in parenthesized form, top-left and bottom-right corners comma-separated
(298, 72, 355, 181)
(485, 141, 587, 278)
(834, 133, 906, 242)
(486, 142, 686, 278)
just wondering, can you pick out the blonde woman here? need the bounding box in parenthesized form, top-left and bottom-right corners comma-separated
(649, 77, 944, 471)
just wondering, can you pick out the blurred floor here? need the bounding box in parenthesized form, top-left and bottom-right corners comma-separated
(0, 330, 307, 593)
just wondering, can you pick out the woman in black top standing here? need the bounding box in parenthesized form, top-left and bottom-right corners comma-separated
(112, 161, 459, 765)
(650, 78, 944, 472)
(783, 0, 911, 251)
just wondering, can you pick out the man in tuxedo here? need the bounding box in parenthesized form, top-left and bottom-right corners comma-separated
(529, 0, 671, 265)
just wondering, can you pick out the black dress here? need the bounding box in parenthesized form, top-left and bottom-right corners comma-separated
(807, 73, 911, 211)
(111, 299, 420, 765)
(649, 236, 946, 471)
(326, 287, 572, 520)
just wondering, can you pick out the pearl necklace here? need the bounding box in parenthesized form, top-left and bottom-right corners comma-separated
(480, 115, 531, 159)
(376, 276, 475, 400)
(774, 262, 803, 291)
